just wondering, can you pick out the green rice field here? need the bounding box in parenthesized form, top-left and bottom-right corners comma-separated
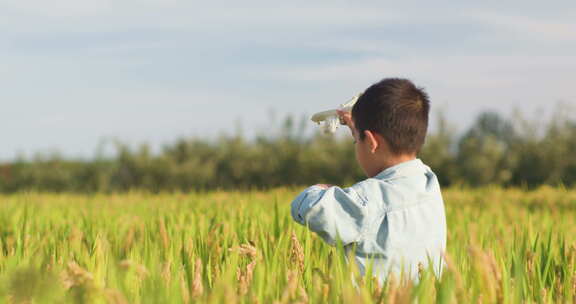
(0, 187, 575, 303)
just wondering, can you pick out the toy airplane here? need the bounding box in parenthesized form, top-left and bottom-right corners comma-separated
(311, 94, 360, 134)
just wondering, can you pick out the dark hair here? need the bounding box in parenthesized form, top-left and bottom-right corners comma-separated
(352, 78, 430, 154)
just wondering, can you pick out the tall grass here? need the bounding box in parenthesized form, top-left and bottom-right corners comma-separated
(0, 187, 575, 303)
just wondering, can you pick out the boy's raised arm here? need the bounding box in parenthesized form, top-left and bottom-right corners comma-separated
(290, 184, 371, 246)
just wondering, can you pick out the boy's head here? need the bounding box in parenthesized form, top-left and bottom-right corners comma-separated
(350, 78, 430, 177)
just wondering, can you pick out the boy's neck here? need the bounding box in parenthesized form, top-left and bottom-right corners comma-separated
(373, 154, 417, 176)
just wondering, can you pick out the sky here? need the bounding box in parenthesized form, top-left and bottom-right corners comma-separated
(1, 0, 575, 160)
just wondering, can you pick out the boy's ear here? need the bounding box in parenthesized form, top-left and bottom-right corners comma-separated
(363, 130, 379, 154)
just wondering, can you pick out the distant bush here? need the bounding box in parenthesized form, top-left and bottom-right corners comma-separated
(1, 109, 575, 193)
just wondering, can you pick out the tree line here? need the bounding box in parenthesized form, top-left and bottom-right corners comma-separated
(1, 109, 575, 193)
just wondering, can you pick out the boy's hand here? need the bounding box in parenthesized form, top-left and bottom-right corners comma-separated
(337, 110, 356, 137)
(314, 184, 333, 189)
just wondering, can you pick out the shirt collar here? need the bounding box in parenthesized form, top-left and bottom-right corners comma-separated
(373, 158, 427, 180)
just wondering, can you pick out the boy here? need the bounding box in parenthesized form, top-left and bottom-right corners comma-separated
(291, 78, 447, 282)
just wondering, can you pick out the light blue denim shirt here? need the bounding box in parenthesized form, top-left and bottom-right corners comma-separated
(291, 159, 447, 282)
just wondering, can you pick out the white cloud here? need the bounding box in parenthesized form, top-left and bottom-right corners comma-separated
(468, 11, 576, 41)
(274, 55, 575, 84)
(269, 53, 576, 124)
(0, 0, 115, 16)
(0, 1, 467, 34)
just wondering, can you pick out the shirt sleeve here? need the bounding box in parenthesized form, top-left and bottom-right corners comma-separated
(290, 184, 370, 246)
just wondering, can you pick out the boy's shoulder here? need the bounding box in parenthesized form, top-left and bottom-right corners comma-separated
(350, 160, 442, 212)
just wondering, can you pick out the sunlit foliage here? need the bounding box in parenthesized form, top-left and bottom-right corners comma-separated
(0, 187, 575, 303)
